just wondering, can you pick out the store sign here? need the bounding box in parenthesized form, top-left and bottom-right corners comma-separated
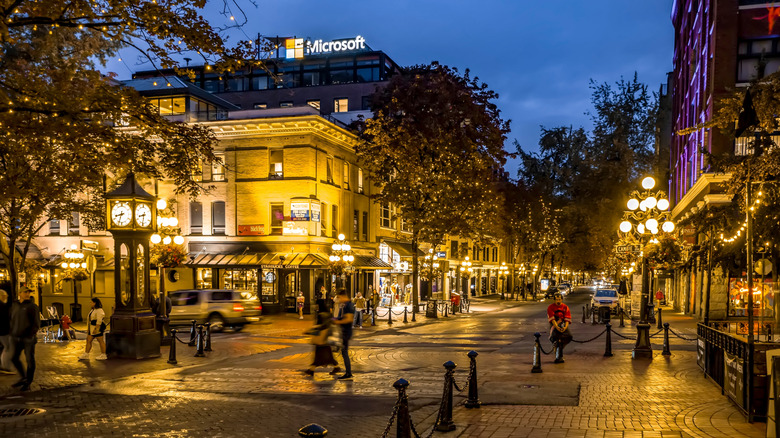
(616, 245, 641, 253)
(393, 261, 409, 272)
(290, 202, 310, 221)
(238, 224, 265, 236)
(285, 35, 367, 59)
(311, 202, 321, 222)
(436, 251, 446, 259)
(724, 352, 745, 410)
(81, 240, 99, 251)
(283, 221, 308, 236)
(682, 226, 696, 245)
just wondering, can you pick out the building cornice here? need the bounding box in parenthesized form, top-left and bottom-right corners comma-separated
(202, 115, 360, 150)
(671, 172, 732, 221)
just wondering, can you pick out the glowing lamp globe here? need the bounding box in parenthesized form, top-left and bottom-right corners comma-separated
(657, 199, 670, 211)
(650, 226, 659, 235)
(338, 233, 345, 240)
(642, 176, 656, 190)
(156, 199, 167, 210)
(637, 223, 646, 234)
(70, 244, 78, 250)
(619, 221, 632, 233)
(169, 217, 179, 227)
(151, 234, 162, 244)
(81, 262, 87, 269)
(343, 244, 351, 251)
(662, 221, 675, 233)
(331, 243, 339, 251)
(645, 197, 657, 209)
(627, 198, 640, 210)
(163, 236, 172, 245)
(173, 235, 184, 245)
(61, 262, 68, 269)
(639, 200, 648, 212)
(645, 218, 658, 230)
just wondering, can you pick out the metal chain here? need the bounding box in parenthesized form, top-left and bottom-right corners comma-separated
(611, 330, 637, 340)
(649, 329, 664, 338)
(380, 399, 400, 438)
(539, 341, 553, 355)
(453, 361, 475, 393)
(669, 327, 697, 341)
(570, 328, 606, 344)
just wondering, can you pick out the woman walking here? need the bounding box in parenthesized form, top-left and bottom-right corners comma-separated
(79, 298, 107, 360)
(304, 312, 340, 376)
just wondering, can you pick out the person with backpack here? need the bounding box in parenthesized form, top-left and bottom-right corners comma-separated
(79, 298, 107, 360)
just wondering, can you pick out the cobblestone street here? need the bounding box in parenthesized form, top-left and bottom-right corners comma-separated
(0, 291, 767, 437)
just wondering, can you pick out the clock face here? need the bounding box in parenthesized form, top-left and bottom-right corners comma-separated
(111, 202, 132, 227)
(135, 203, 152, 227)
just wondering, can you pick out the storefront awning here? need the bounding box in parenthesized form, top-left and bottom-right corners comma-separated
(352, 255, 392, 270)
(382, 240, 424, 258)
(186, 252, 330, 268)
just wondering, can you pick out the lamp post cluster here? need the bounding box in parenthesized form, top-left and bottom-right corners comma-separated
(459, 256, 473, 297)
(617, 176, 675, 359)
(60, 244, 88, 322)
(329, 234, 354, 295)
(498, 262, 509, 299)
(62, 245, 87, 271)
(149, 199, 183, 343)
(422, 249, 442, 300)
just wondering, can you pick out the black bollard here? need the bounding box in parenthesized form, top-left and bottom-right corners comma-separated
(412, 306, 416, 322)
(371, 308, 377, 326)
(393, 379, 412, 438)
(554, 340, 565, 363)
(657, 308, 663, 330)
(604, 323, 613, 357)
(435, 361, 457, 432)
(591, 306, 597, 325)
(188, 319, 197, 346)
(194, 324, 205, 357)
(444, 303, 449, 317)
(388, 307, 393, 325)
(403, 306, 408, 323)
(582, 306, 586, 324)
(532, 332, 543, 373)
(168, 329, 178, 364)
(619, 306, 625, 328)
(465, 350, 481, 408)
(298, 423, 328, 437)
(662, 323, 671, 356)
(204, 322, 213, 352)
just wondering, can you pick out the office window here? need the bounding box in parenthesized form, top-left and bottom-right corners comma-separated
(358, 168, 364, 194)
(253, 103, 267, 109)
(270, 203, 284, 235)
(356, 67, 380, 82)
(353, 210, 359, 239)
(451, 241, 459, 259)
(68, 212, 79, 236)
(307, 100, 320, 110)
(269, 149, 283, 179)
(190, 202, 203, 235)
(492, 247, 498, 262)
(401, 217, 410, 233)
(331, 205, 338, 237)
(49, 219, 60, 235)
(330, 70, 353, 84)
(251, 76, 270, 90)
(380, 203, 392, 229)
(361, 96, 371, 111)
(483, 247, 489, 261)
(211, 153, 225, 181)
(303, 72, 320, 86)
(212, 201, 226, 235)
(343, 161, 349, 190)
(321, 202, 328, 237)
(334, 98, 348, 113)
(191, 160, 203, 182)
(326, 156, 334, 183)
(280, 101, 294, 108)
(362, 212, 368, 241)
(227, 77, 247, 92)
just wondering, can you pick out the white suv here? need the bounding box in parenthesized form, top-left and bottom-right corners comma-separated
(169, 289, 262, 332)
(591, 288, 619, 313)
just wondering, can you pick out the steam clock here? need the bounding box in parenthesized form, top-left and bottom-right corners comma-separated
(105, 173, 161, 359)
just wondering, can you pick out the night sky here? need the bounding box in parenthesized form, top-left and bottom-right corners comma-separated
(102, 0, 675, 177)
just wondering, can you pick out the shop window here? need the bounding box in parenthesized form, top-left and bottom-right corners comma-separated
(358, 168, 364, 194)
(190, 202, 203, 235)
(334, 98, 348, 113)
(326, 157, 334, 183)
(362, 211, 368, 241)
(270, 203, 284, 235)
(49, 219, 60, 236)
(331, 205, 338, 237)
(261, 269, 278, 304)
(212, 201, 225, 235)
(353, 210, 359, 239)
(307, 100, 320, 111)
(738, 59, 759, 82)
(269, 149, 283, 179)
(343, 161, 350, 189)
(211, 153, 226, 181)
(223, 269, 257, 292)
(68, 212, 80, 236)
(195, 268, 211, 289)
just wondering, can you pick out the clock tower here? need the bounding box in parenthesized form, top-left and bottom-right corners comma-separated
(105, 173, 160, 359)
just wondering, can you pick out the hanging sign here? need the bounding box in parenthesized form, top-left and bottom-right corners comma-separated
(310, 202, 321, 222)
(290, 202, 310, 221)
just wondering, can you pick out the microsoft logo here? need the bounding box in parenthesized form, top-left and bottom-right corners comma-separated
(285, 38, 304, 59)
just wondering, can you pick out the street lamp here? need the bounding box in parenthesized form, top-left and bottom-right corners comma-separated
(329, 233, 354, 295)
(459, 256, 473, 297)
(617, 176, 675, 359)
(422, 248, 442, 300)
(61, 244, 88, 321)
(498, 262, 509, 299)
(149, 199, 185, 343)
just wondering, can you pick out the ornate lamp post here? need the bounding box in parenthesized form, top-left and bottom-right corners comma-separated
(150, 198, 184, 344)
(329, 233, 354, 295)
(618, 176, 675, 359)
(61, 245, 88, 322)
(422, 249, 442, 301)
(459, 256, 473, 297)
(498, 262, 509, 300)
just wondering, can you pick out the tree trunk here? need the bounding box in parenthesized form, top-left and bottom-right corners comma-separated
(412, 234, 419, 314)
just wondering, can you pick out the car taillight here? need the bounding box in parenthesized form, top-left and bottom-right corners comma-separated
(233, 303, 245, 312)
(254, 305, 262, 311)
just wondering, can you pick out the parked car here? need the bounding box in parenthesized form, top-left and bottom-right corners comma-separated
(591, 288, 619, 314)
(168, 289, 262, 332)
(557, 284, 571, 296)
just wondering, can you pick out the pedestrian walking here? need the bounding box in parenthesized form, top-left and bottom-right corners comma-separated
(303, 312, 340, 376)
(655, 289, 666, 306)
(296, 292, 306, 320)
(59, 314, 74, 341)
(353, 292, 366, 328)
(0, 289, 14, 374)
(546, 292, 572, 361)
(315, 287, 328, 314)
(331, 289, 355, 380)
(10, 288, 39, 391)
(79, 298, 107, 360)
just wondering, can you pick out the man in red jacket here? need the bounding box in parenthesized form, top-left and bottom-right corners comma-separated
(546, 292, 572, 363)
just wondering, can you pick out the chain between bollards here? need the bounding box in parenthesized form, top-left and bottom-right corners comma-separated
(194, 324, 205, 357)
(662, 322, 671, 356)
(188, 319, 197, 346)
(532, 332, 543, 373)
(604, 323, 613, 357)
(204, 322, 213, 352)
(168, 328, 178, 364)
(465, 350, 481, 408)
(435, 361, 457, 432)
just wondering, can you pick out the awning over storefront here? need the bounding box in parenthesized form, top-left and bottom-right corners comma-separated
(382, 240, 424, 258)
(186, 252, 330, 268)
(352, 255, 392, 270)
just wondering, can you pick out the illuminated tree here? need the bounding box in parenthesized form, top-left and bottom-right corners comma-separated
(357, 62, 510, 309)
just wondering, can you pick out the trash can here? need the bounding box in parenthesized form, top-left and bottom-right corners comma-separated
(70, 303, 82, 322)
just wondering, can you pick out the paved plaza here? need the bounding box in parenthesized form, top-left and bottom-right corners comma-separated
(0, 289, 767, 437)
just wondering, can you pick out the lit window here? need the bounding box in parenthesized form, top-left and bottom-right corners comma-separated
(358, 168, 364, 194)
(191, 160, 203, 182)
(334, 98, 348, 113)
(326, 157, 334, 183)
(68, 212, 79, 236)
(331, 205, 338, 237)
(343, 161, 349, 189)
(381, 203, 392, 229)
(49, 219, 60, 236)
(211, 153, 225, 181)
(269, 150, 283, 179)
(253, 103, 267, 109)
(307, 100, 320, 110)
(271, 203, 284, 235)
(353, 210, 359, 239)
